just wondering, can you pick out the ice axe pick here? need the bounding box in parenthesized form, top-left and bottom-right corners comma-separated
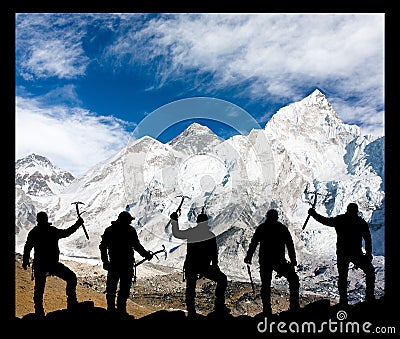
(71, 201, 89, 240)
(164, 195, 191, 236)
(302, 190, 324, 231)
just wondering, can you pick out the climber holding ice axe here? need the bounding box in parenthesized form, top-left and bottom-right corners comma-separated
(99, 210, 154, 314)
(244, 209, 300, 315)
(302, 190, 325, 231)
(164, 195, 191, 240)
(306, 203, 375, 305)
(71, 201, 89, 240)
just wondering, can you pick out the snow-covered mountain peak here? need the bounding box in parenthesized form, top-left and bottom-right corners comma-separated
(168, 122, 222, 155)
(264, 88, 364, 182)
(303, 88, 332, 108)
(170, 122, 219, 142)
(269, 90, 340, 132)
(15, 153, 75, 196)
(181, 122, 216, 135)
(16, 153, 57, 174)
(126, 135, 162, 152)
(268, 89, 360, 144)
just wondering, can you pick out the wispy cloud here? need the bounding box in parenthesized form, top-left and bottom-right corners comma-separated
(15, 96, 132, 176)
(16, 13, 90, 80)
(107, 15, 382, 89)
(40, 84, 83, 106)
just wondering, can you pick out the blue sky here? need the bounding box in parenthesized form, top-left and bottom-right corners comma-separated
(15, 13, 385, 176)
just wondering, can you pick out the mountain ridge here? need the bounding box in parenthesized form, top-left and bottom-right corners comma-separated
(15, 153, 75, 196)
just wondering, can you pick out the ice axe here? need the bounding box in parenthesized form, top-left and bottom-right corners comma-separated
(134, 245, 167, 267)
(132, 245, 167, 284)
(164, 195, 191, 235)
(302, 191, 324, 231)
(71, 201, 89, 240)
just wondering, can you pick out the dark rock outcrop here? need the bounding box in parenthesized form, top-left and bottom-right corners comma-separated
(12, 296, 398, 338)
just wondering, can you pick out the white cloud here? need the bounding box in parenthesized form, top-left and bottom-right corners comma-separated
(16, 13, 90, 80)
(22, 39, 89, 79)
(15, 97, 132, 176)
(111, 14, 382, 95)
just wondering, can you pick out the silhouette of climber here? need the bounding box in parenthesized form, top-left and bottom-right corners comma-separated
(307, 203, 375, 305)
(244, 209, 300, 315)
(99, 211, 153, 314)
(170, 211, 229, 318)
(22, 211, 84, 317)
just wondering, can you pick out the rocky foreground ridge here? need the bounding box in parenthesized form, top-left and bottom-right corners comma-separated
(12, 255, 398, 337)
(13, 295, 395, 338)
